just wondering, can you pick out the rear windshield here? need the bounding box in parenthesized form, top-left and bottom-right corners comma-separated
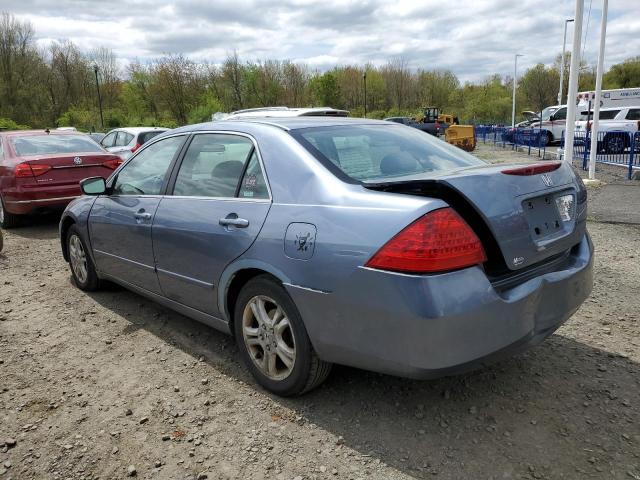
(291, 124, 484, 183)
(139, 131, 164, 145)
(11, 134, 103, 156)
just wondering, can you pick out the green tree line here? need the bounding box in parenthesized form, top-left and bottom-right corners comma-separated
(1, 12, 639, 131)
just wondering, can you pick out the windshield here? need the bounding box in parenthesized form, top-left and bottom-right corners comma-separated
(540, 107, 559, 121)
(11, 134, 104, 156)
(291, 124, 485, 183)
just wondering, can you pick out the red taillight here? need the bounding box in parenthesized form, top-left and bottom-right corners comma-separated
(14, 163, 51, 177)
(501, 162, 561, 176)
(103, 158, 123, 170)
(131, 143, 141, 153)
(365, 208, 487, 274)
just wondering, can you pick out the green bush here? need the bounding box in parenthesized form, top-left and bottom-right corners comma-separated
(0, 117, 30, 130)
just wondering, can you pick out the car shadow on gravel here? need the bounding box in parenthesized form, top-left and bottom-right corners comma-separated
(86, 287, 640, 479)
(4, 212, 62, 240)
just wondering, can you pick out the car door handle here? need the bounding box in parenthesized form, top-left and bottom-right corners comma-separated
(134, 210, 152, 222)
(219, 215, 249, 228)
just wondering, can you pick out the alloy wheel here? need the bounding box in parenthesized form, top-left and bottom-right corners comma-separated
(69, 234, 88, 284)
(242, 295, 296, 381)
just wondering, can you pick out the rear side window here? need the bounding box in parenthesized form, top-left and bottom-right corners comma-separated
(238, 151, 269, 199)
(139, 131, 163, 145)
(599, 110, 620, 120)
(10, 135, 103, 156)
(625, 109, 640, 120)
(292, 124, 484, 183)
(173, 134, 255, 198)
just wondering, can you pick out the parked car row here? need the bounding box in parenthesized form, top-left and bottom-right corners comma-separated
(0, 126, 168, 227)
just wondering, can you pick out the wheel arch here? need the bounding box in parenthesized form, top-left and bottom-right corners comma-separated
(219, 260, 292, 333)
(60, 215, 76, 262)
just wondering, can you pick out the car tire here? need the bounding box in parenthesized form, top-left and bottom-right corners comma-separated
(0, 196, 21, 229)
(234, 275, 332, 396)
(66, 225, 100, 291)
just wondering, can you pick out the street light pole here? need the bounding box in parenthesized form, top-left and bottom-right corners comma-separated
(93, 65, 104, 130)
(563, 0, 584, 164)
(363, 70, 367, 118)
(558, 18, 575, 105)
(588, 0, 608, 180)
(511, 54, 523, 128)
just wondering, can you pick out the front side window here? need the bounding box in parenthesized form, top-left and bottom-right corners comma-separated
(552, 108, 567, 121)
(101, 132, 116, 148)
(11, 134, 103, 156)
(292, 124, 485, 183)
(173, 134, 257, 198)
(113, 136, 185, 195)
(599, 110, 620, 120)
(115, 131, 134, 146)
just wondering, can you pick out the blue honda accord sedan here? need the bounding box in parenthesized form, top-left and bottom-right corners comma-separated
(59, 117, 593, 396)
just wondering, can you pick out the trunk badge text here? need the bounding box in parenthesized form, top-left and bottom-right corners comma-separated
(512, 256, 525, 266)
(73, 156, 82, 165)
(540, 174, 553, 187)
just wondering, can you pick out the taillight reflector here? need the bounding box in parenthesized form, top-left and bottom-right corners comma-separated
(365, 207, 487, 274)
(501, 162, 561, 176)
(15, 163, 51, 177)
(103, 158, 123, 170)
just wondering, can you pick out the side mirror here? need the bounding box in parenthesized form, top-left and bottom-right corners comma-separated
(80, 176, 107, 196)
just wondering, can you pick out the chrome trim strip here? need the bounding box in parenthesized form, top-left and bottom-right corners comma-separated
(8, 195, 78, 204)
(283, 282, 331, 294)
(162, 195, 270, 203)
(94, 249, 156, 271)
(156, 267, 214, 289)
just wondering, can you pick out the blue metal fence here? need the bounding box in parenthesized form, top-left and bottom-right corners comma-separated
(474, 126, 548, 158)
(561, 130, 639, 179)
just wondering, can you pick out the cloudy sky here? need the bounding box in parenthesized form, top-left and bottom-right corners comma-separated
(5, 0, 640, 82)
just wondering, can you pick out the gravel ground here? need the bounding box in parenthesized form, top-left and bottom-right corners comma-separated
(1, 147, 639, 479)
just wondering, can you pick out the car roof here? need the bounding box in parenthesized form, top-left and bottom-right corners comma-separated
(189, 116, 392, 132)
(226, 107, 350, 119)
(108, 127, 169, 134)
(0, 129, 85, 137)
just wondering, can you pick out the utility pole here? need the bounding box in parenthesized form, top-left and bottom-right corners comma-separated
(588, 0, 608, 180)
(363, 70, 367, 118)
(511, 54, 523, 128)
(563, 0, 584, 164)
(93, 65, 104, 130)
(558, 18, 575, 105)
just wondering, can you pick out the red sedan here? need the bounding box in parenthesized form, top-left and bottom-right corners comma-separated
(0, 130, 123, 227)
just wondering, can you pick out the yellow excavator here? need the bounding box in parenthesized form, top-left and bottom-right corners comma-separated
(414, 107, 476, 152)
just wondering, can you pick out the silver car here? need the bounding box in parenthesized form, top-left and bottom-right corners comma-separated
(60, 117, 593, 396)
(100, 127, 168, 161)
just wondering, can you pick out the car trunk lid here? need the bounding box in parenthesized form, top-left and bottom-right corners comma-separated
(365, 161, 587, 273)
(16, 153, 121, 187)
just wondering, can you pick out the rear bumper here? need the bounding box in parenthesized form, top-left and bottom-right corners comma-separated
(3, 185, 80, 214)
(286, 232, 593, 379)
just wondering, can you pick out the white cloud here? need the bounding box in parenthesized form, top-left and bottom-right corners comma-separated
(3, 0, 639, 82)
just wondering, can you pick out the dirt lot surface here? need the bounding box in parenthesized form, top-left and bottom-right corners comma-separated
(1, 147, 640, 479)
